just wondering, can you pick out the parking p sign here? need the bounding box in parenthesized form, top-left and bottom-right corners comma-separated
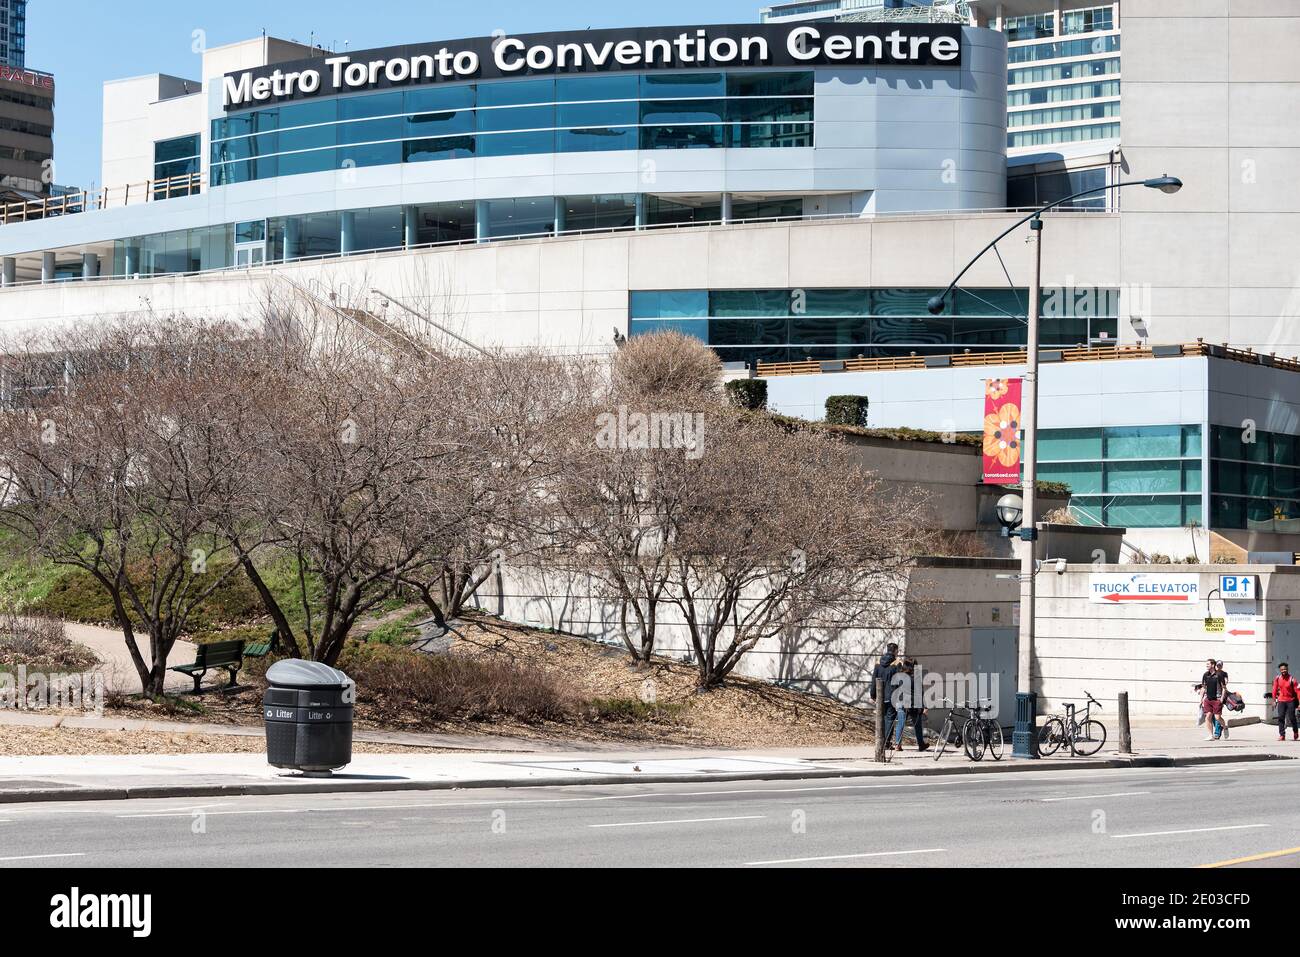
(1219, 575, 1257, 600)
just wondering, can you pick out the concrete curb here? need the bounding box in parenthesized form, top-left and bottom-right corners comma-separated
(0, 751, 1289, 806)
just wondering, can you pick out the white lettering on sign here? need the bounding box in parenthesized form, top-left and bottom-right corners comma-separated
(1089, 574, 1201, 605)
(222, 25, 962, 108)
(1219, 574, 1257, 600)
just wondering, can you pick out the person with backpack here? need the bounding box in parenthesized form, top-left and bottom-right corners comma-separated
(1198, 659, 1227, 742)
(1273, 662, 1299, 742)
(892, 658, 929, 752)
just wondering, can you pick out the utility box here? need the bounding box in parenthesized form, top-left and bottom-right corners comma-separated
(263, 659, 355, 775)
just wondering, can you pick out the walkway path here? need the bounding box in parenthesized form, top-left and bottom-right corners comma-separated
(64, 621, 196, 694)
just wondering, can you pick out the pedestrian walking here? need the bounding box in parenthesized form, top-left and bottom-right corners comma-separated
(1196, 658, 1227, 742)
(892, 658, 929, 752)
(871, 643, 900, 749)
(1216, 661, 1232, 739)
(1273, 662, 1299, 742)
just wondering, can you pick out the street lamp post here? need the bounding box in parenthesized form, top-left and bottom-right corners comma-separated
(927, 175, 1183, 759)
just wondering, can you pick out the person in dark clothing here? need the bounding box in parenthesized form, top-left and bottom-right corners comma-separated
(892, 658, 929, 751)
(1198, 658, 1226, 742)
(1273, 662, 1299, 742)
(871, 643, 900, 749)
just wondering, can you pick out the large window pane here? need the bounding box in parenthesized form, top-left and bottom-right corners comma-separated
(477, 130, 554, 157)
(556, 74, 639, 102)
(407, 109, 474, 137)
(410, 201, 477, 245)
(339, 141, 402, 169)
(405, 85, 476, 113)
(562, 194, 636, 232)
(404, 136, 475, 163)
(278, 124, 338, 153)
(478, 78, 555, 107)
(710, 289, 793, 317)
(1039, 427, 1103, 460)
(1211, 496, 1245, 530)
(1106, 461, 1182, 494)
(641, 73, 724, 98)
(641, 99, 726, 124)
(1105, 496, 1184, 528)
(336, 116, 404, 145)
(277, 148, 339, 177)
(477, 104, 555, 132)
(483, 196, 554, 238)
(640, 125, 723, 149)
(1106, 425, 1181, 459)
(728, 122, 812, 148)
(630, 318, 709, 341)
(277, 99, 338, 130)
(803, 289, 871, 317)
(726, 98, 812, 123)
(556, 127, 637, 152)
(1039, 463, 1102, 495)
(556, 100, 639, 127)
(727, 72, 813, 97)
(339, 91, 403, 120)
(630, 290, 709, 320)
(349, 206, 404, 252)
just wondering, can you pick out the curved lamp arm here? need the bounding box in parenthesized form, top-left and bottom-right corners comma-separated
(925, 175, 1182, 315)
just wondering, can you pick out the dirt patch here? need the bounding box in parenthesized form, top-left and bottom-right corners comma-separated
(95, 611, 874, 750)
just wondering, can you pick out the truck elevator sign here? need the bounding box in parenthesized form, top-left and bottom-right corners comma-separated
(1089, 573, 1201, 605)
(222, 22, 964, 109)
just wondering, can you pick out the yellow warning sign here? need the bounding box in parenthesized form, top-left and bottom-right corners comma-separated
(1204, 617, 1225, 633)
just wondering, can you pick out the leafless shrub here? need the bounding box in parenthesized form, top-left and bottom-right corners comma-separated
(0, 614, 97, 672)
(611, 330, 722, 400)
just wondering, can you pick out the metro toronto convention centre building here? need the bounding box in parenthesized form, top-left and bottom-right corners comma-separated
(2, 8, 1300, 554)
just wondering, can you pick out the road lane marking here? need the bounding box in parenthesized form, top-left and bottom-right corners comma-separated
(0, 852, 85, 862)
(746, 848, 946, 866)
(1199, 845, 1300, 868)
(590, 815, 765, 828)
(1112, 824, 1269, 839)
(1041, 791, 1150, 802)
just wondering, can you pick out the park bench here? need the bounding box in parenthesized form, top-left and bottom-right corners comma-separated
(242, 629, 278, 659)
(169, 639, 245, 694)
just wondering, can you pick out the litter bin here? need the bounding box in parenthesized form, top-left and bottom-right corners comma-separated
(263, 659, 356, 775)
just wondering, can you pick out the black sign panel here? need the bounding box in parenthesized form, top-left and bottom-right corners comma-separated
(222, 22, 964, 111)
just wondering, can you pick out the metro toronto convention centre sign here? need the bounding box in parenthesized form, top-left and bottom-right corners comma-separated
(223, 23, 963, 109)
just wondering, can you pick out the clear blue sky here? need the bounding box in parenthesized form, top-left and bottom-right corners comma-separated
(28, 0, 765, 190)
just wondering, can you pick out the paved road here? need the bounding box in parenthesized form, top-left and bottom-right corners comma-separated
(0, 760, 1297, 868)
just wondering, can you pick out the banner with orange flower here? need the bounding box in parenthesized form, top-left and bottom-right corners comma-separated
(982, 378, 1023, 485)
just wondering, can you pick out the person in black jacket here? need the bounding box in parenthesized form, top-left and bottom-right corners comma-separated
(871, 643, 901, 749)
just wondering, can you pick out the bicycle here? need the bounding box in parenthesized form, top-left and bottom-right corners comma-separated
(961, 701, 1005, 762)
(932, 700, 970, 761)
(1037, 691, 1107, 757)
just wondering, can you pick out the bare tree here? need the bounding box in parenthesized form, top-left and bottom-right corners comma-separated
(0, 317, 266, 695)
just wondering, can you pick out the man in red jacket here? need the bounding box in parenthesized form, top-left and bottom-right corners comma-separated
(1273, 662, 1299, 742)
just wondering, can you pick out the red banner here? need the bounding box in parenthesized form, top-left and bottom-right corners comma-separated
(982, 378, 1023, 485)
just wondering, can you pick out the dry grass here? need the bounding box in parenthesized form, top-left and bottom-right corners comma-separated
(0, 615, 98, 673)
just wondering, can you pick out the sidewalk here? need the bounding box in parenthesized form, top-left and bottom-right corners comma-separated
(0, 717, 1292, 805)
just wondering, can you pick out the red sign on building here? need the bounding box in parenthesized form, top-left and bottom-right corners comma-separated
(0, 66, 54, 90)
(982, 378, 1023, 485)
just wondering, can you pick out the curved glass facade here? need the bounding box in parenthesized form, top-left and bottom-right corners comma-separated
(211, 71, 815, 185)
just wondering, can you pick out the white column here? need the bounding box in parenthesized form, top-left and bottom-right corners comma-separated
(82, 253, 100, 279)
(1, 257, 15, 287)
(41, 251, 55, 284)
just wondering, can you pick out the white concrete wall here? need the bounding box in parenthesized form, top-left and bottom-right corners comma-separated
(1035, 563, 1300, 719)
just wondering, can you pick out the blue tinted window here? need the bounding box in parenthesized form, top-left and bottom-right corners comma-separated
(630, 290, 709, 319)
(727, 72, 814, 97)
(726, 97, 812, 123)
(340, 141, 403, 168)
(640, 73, 724, 97)
(556, 127, 637, 152)
(640, 125, 723, 149)
(557, 100, 639, 127)
(478, 78, 555, 107)
(404, 136, 475, 162)
(279, 124, 337, 152)
(277, 148, 339, 176)
(556, 74, 639, 102)
(630, 318, 710, 342)
(483, 196, 554, 238)
(337, 116, 404, 145)
(339, 91, 403, 120)
(406, 109, 474, 137)
(477, 105, 554, 132)
(640, 100, 726, 124)
(477, 130, 554, 156)
(405, 85, 476, 112)
(728, 123, 812, 148)
(277, 99, 338, 130)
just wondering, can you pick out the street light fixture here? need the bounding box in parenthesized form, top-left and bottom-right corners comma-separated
(996, 493, 1024, 537)
(929, 173, 1183, 760)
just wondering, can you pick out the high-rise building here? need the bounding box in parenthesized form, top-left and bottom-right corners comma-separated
(967, 1, 1120, 156)
(759, 0, 935, 24)
(0, 0, 26, 68)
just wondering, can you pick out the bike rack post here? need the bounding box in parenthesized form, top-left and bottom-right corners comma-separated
(1118, 691, 1133, 754)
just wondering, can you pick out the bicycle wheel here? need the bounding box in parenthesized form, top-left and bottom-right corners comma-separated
(962, 718, 986, 761)
(1070, 719, 1107, 757)
(934, 718, 952, 761)
(1037, 717, 1066, 756)
(986, 721, 1004, 761)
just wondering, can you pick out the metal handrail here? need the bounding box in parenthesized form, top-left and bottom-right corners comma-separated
(0, 172, 204, 225)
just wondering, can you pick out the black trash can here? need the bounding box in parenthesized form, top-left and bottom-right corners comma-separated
(263, 660, 355, 775)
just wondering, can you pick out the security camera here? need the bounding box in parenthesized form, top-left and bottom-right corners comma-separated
(1130, 315, 1150, 340)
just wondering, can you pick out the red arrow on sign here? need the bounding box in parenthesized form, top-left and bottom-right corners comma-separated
(1228, 629, 1255, 637)
(1103, 593, 1192, 602)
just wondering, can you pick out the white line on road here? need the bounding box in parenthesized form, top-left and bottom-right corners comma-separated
(590, 815, 766, 828)
(1112, 824, 1270, 839)
(746, 848, 946, 866)
(1040, 791, 1150, 802)
(0, 852, 85, 862)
